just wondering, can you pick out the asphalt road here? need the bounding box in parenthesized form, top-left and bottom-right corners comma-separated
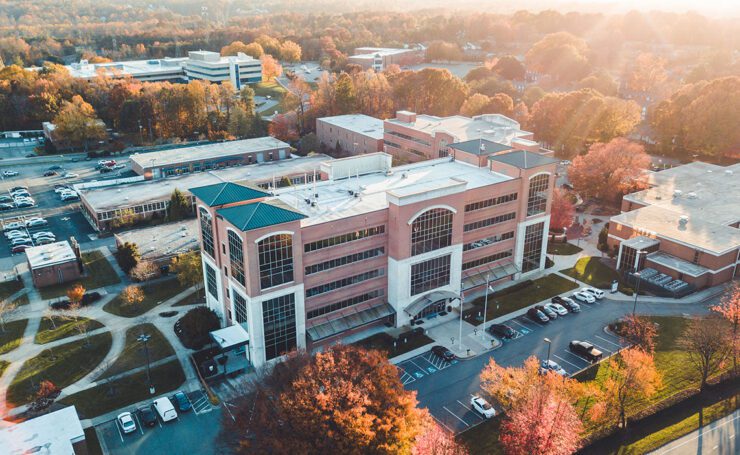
(407, 297, 715, 434)
(651, 408, 739, 455)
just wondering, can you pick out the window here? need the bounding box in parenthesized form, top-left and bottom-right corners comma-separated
(464, 212, 517, 232)
(305, 269, 385, 298)
(527, 174, 550, 216)
(410, 255, 451, 296)
(205, 263, 218, 298)
(199, 207, 215, 258)
(304, 225, 385, 253)
(233, 291, 248, 325)
(692, 250, 700, 264)
(258, 234, 294, 290)
(463, 231, 515, 251)
(305, 247, 385, 275)
(228, 231, 246, 286)
(411, 208, 453, 256)
(465, 193, 518, 212)
(262, 294, 297, 361)
(521, 222, 545, 273)
(306, 289, 385, 320)
(463, 250, 513, 270)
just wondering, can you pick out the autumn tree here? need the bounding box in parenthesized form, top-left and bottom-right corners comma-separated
(67, 284, 85, 307)
(221, 41, 264, 58)
(260, 54, 282, 81)
(711, 284, 739, 376)
(110, 208, 139, 230)
(679, 316, 732, 391)
(121, 285, 145, 308)
(171, 251, 203, 295)
(412, 415, 469, 455)
(65, 284, 90, 342)
(52, 95, 107, 150)
(280, 40, 302, 62)
(390, 68, 468, 116)
(221, 344, 425, 454)
(426, 41, 463, 61)
(130, 260, 159, 282)
(623, 53, 667, 93)
(269, 112, 300, 142)
(613, 314, 658, 353)
(578, 71, 618, 96)
(167, 188, 191, 221)
(228, 106, 252, 139)
(460, 94, 491, 117)
(568, 138, 650, 203)
(526, 32, 591, 82)
(334, 72, 356, 114)
(549, 188, 575, 232)
(255, 35, 282, 57)
(492, 55, 525, 80)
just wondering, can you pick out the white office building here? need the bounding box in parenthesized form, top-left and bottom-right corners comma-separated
(183, 51, 262, 90)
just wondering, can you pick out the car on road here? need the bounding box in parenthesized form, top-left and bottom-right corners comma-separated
(540, 359, 568, 376)
(431, 345, 456, 361)
(138, 405, 157, 428)
(0, 203, 14, 211)
(63, 172, 79, 179)
(569, 341, 603, 362)
(11, 244, 30, 253)
(487, 323, 516, 339)
(3, 221, 25, 231)
(581, 287, 605, 300)
(536, 304, 558, 320)
(43, 170, 57, 177)
(172, 391, 192, 412)
(545, 302, 568, 316)
(153, 397, 178, 422)
(2, 170, 19, 177)
(552, 296, 580, 313)
(572, 291, 596, 304)
(117, 412, 137, 434)
(527, 307, 549, 323)
(470, 396, 496, 418)
(25, 218, 47, 227)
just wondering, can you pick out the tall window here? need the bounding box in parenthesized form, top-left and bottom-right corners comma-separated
(522, 222, 545, 273)
(233, 291, 248, 326)
(258, 234, 294, 290)
(199, 207, 215, 258)
(262, 294, 297, 361)
(205, 263, 218, 298)
(410, 255, 451, 296)
(228, 231, 246, 286)
(411, 208, 453, 256)
(527, 174, 550, 216)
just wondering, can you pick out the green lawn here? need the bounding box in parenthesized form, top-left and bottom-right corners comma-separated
(103, 278, 189, 317)
(60, 360, 186, 418)
(39, 251, 121, 299)
(0, 279, 23, 301)
(560, 256, 635, 294)
(7, 332, 112, 406)
(172, 290, 204, 307)
(352, 330, 434, 358)
(98, 323, 175, 380)
(0, 319, 28, 354)
(252, 80, 288, 98)
(546, 242, 583, 255)
(463, 274, 578, 324)
(34, 316, 105, 344)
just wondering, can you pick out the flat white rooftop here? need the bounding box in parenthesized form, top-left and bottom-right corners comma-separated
(318, 114, 384, 140)
(81, 155, 329, 212)
(0, 405, 84, 454)
(351, 47, 418, 59)
(63, 58, 188, 79)
(130, 137, 290, 170)
(387, 113, 532, 147)
(273, 156, 512, 226)
(115, 221, 199, 261)
(26, 241, 76, 269)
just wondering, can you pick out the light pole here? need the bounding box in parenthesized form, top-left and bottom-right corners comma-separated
(544, 337, 552, 367)
(632, 272, 641, 315)
(458, 286, 464, 351)
(138, 333, 155, 395)
(481, 275, 493, 338)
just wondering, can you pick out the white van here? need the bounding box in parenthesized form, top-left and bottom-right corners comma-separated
(153, 397, 178, 422)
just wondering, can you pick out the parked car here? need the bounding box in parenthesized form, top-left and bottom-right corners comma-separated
(117, 412, 137, 434)
(11, 190, 31, 198)
(61, 193, 80, 201)
(11, 237, 32, 246)
(0, 203, 14, 211)
(50, 291, 102, 310)
(569, 341, 603, 362)
(3, 221, 25, 231)
(470, 396, 496, 418)
(153, 397, 178, 422)
(6, 230, 27, 239)
(25, 218, 47, 227)
(540, 359, 568, 376)
(554, 296, 580, 313)
(11, 244, 30, 253)
(99, 166, 113, 174)
(172, 391, 192, 412)
(32, 231, 55, 240)
(43, 170, 57, 177)
(545, 303, 568, 316)
(487, 323, 516, 339)
(581, 287, 605, 300)
(34, 237, 55, 245)
(431, 345, 456, 361)
(536, 304, 558, 320)
(54, 185, 72, 193)
(138, 405, 157, 427)
(14, 201, 35, 208)
(2, 170, 19, 177)
(0, 196, 13, 203)
(572, 291, 596, 304)
(9, 186, 28, 192)
(527, 307, 549, 323)
(48, 165, 63, 171)
(63, 172, 79, 179)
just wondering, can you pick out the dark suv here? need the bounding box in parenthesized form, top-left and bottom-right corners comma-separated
(431, 345, 456, 361)
(487, 324, 516, 339)
(569, 340, 603, 362)
(527, 307, 549, 323)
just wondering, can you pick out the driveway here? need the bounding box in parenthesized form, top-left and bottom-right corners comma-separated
(650, 408, 739, 455)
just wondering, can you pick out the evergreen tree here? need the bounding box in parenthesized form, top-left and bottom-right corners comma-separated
(167, 188, 190, 221)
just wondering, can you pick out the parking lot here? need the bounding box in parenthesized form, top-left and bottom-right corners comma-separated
(397, 351, 459, 386)
(96, 390, 223, 455)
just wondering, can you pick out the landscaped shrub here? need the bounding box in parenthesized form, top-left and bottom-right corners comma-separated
(175, 306, 220, 349)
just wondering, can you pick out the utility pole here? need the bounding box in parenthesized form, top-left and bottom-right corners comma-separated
(481, 274, 493, 338)
(138, 333, 155, 395)
(544, 337, 552, 367)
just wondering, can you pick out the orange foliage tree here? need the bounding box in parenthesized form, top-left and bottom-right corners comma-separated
(66, 284, 86, 306)
(712, 284, 740, 376)
(614, 314, 658, 353)
(550, 188, 575, 232)
(412, 413, 469, 455)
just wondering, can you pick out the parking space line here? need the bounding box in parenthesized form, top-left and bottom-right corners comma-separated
(457, 401, 484, 421)
(408, 359, 427, 372)
(561, 350, 592, 365)
(595, 335, 623, 348)
(587, 341, 612, 355)
(133, 413, 143, 435)
(430, 414, 455, 433)
(421, 355, 440, 369)
(115, 420, 124, 443)
(508, 319, 534, 331)
(553, 354, 583, 370)
(443, 406, 470, 427)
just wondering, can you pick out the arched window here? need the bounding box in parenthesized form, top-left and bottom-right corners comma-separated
(411, 208, 453, 256)
(527, 174, 550, 216)
(258, 234, 294, 289)
(199, 207, 215, 258)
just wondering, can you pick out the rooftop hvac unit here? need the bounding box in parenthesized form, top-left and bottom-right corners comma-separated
(678, 215, 689, 226)
(726, 170, 734, 175)
(687, 192, 697, 199)
(385, 170, 393, 176)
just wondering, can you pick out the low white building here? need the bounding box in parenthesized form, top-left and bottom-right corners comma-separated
(183, 51, 262, 90)
(0, 406, 85, 454)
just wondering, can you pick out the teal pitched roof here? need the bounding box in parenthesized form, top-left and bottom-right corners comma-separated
(189, 182, 269, 207)
(217, 201, 306, 231)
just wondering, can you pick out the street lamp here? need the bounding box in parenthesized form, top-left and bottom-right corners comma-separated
(481, 275, 494, 338)
(632, 272, 641, 315)
(544, 338, 552, 367)
(138, 333, 155, 395)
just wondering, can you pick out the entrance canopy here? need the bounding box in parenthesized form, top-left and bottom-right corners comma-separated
(461, 260, 519, 291)
(307, 302, 395, 342)
(404, 290, 459, 317)
(210, 325, 249, 350)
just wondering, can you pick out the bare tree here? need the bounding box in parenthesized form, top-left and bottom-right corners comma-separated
(678, 316, 731, 391)
(0, 297, 18, 333)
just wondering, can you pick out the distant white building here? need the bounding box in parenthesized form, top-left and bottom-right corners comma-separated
(183, 51, 262, 90)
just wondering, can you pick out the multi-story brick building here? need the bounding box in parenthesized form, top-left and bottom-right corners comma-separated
(608, 161, 740, 289)
(316, 114, 384, 155)
(192, 151, 557, 368)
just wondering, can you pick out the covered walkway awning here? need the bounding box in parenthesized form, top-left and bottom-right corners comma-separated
(404, 290, 459, 316)
(210, 324, 249, 350)
(462, 260, 519, 291)
(307, 302, 395, 342)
